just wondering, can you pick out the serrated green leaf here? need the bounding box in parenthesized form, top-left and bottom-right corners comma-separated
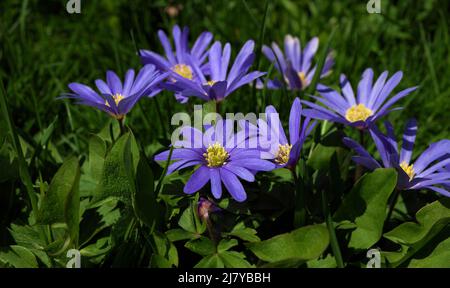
(0, 245, 38, 268)
(166, 229, 197, 242)
(219, 251, 252, 268)
(194, 254, 224, 268)
(185, 237, 216, 256)
(334, 168, 397, 249)
(217, 238, 238, 253)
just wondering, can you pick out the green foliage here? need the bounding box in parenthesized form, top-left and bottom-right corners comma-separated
(37, 156, 80, 246)
(247, 224, 329, 266)
(334, 168, 398, 249)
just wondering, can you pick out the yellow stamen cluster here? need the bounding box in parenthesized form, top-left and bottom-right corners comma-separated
(400, 161, 415, 181)
(203, 143, 229, 167)
(206, 80, 217, 86)
(345, 104, 373, 123)
(298, 72, 308, 88)
(105, 93, 125, 107)
(172, 64, 193, 80)
(274, 144, 292, 165)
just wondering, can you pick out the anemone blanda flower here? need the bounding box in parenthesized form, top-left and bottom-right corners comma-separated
(255, 98, 316, 169)
(302, 68, 418, 129)
(139, 25, 213, 103)
(343, 119, 450, 196)
(259, 35, 333, 90)
(63, 64, 167, 119)
(154, 121, 275, 202)
(168, 40, 266, 102)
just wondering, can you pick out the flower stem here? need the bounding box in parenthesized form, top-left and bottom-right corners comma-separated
(118, 118, 126, 136)
(386, 188, 401, 223)
(354, 129, 365, 181)
(321, 188, 344, 268)
(292, 169, 306, 227)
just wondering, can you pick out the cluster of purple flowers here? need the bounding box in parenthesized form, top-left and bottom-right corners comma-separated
(64, 25, 450, 202)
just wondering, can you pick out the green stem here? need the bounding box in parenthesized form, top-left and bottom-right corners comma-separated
(292, 169, 306, 227)
(118, 118, 126, 136)
(321, 188, 344, 268)
(386, 188, 401, 223)
(354, 129, 365, 181)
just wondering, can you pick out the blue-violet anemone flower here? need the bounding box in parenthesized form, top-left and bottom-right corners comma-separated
(154, 121, 275, 202)
(302, 68, 418, 129)
(63, 64, 167, 120)
(260, 35, 333, 90)
(343, 119, 450, 196)
(256, 98, 316, 169)
(139, 25, 213, 103)
(168, 40, 266, 102)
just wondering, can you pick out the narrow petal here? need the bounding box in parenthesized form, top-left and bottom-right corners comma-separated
(210, 168, 222, 199)
(220, 168, 247, 202)
(106, 71, 123, 95)
(356, 68, 374, 106)
(400, 118, 418, 164)
(184, 166, 210, 194)
(289, 97, 302, 144)
(340, 74, 356, 106)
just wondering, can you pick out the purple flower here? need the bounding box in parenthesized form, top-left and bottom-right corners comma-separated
(302, 68, 418, 129)
(63, 64, 167, 119)
(343, 119, 450, 196)
(256, 98, 316, 169)
(168, 40, 266, 102)
(154, 121, 275, 202)
(260, 35, 333, 90)
(139, 25, 213, 103)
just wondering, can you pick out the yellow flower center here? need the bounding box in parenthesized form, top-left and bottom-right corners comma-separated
(206, 80, 217, 86)
(298, 72, 308, 88)
(274, 144, 292, 165)
(105, 93, 125, 107)
(345, 104, 373, 123)
(172, 64, 193, 80)
(203, 143, 229, 167)
(400, 161, 415, 181)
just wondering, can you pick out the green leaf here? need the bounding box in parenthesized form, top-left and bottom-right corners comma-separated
(185, 237, 216, 256)
(151, 231, 178, 268)
(307, 254, 337, 268)
(37, 156, 80, 245)
(408, 237, 450, 268)
(88, 134, 106, 180)
(247, 224, 329, 263)
(132, 154, 158, 229)
(95, 133, 134, 205)
(384, 198, 450, 245)
(194, 254, 224, 268)
(334, 168, 397, 249)
(0, 245, 38, 268)
(166, 229, 197, 242)
(178, 201, 206, 234)
(226, 222, 260, 242)
(219, 251, 253, 268)
(218, 238, 238, 253)
(8, 224, 51, 267)
(382, 199, 450, 267)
